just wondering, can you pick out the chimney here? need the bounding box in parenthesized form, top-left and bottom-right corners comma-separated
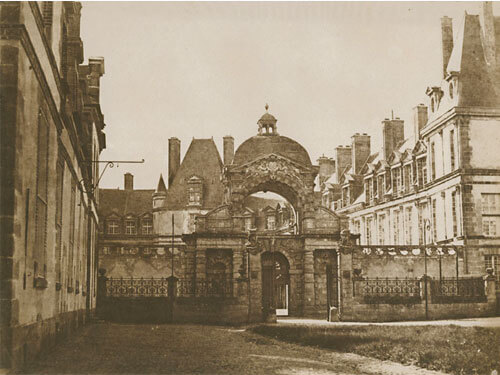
(382, 118, 404, 160)
(317, 156, 335, 189)
(168, 137, 180, 188)
(124, 173, 133, 190)
(223, 135, 234, 165)
(413, 104, 428, 140)
(480, 2, 497, 68)
(351, 133, 370, 175)
(335, 146, 352, 184)
(441, 16, 454, 78)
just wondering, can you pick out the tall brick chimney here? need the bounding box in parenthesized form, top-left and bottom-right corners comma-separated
(413, 104, 428, 140)
(335, 146, 352, 184)
(317, 156, 335, 188)
(441, 16, 454, 78)
(168, 137, 180, 188)
(351, 133, 370, 175)
(223, 135, 234, 165)
(124, 173, 133, 190)
(382, 118, 404, 160)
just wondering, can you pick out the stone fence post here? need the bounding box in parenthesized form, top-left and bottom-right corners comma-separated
(484, 268, 497, 304)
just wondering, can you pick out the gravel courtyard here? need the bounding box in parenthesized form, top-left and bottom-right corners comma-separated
(23, 322, 448, 375)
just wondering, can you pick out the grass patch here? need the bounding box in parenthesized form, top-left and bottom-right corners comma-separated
(250, 324, 500, 375)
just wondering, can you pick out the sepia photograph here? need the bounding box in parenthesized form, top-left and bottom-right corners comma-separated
(1, 1, 500, 374)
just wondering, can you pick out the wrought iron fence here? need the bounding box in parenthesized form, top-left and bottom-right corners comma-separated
(105, 277, 234, 298)
(355, 277, 421, 305)
(178, 278, 233, 298)
(431, 277, 486, 303)
(106, 277, 170, 297)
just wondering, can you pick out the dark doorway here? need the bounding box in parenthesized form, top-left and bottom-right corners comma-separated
(262, 252, 290, 316)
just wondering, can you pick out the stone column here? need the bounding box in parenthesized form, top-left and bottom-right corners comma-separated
(303, 250, 315, 316)
(248, 251, 262, 322)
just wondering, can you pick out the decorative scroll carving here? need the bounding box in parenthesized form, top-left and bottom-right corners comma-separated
(243, 155, 302, 183)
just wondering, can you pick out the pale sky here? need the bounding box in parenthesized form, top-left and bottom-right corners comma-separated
(80, 1, 498, 190)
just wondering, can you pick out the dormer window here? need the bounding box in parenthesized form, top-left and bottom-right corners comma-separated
(266, 215, 276, 230)
(187, 176, 203, 207)
(125, 218, 136, 235)
(142, 218, 153, 234)
(107, 220, 120, 234)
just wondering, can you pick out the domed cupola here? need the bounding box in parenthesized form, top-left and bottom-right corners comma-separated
(257, 104, 278, 135)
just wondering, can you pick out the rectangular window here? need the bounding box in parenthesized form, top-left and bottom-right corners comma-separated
(482, 218, 498, 236)
(365, 180, 371, 203)
(125, 220, 136, 235)
(405, 207, 412, 245)
(354, 220, 361, 235)
(396, 168, 402, 194)
(432, 199, 437, 241)
(404, 165, 410, 193)
(378, 214, 385, 245)
(393, 210, 399, 245)
(451, 191, 458, 237)
(430, 142, 436, 180)
(142, 219, 153, 234)
(450, 129, 456, 171)
(366, 217, 372, 245)
(267, 216, 276, 230)
(372, 177, 377, 199)
(107, 220, 120, 234)
(481, 193, 500, 214)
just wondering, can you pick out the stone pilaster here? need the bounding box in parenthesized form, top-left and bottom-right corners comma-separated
(303, 250, 315, 315)
(247, 252, 262, 322)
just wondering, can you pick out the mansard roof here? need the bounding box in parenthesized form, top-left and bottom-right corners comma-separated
(165, 138, 224, 210)
(99, 188, 154, 218)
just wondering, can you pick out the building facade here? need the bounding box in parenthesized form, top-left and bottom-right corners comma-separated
(0, 2, 106, 370)
(321, 4, 500, 300)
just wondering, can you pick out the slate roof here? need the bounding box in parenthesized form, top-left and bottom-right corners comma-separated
(98, 189, 154, 217)
(447, 14, 500, 108)
(165, 138, 224, 210)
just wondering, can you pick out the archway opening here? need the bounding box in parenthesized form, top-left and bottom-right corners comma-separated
(242, 191, 297, 234)
(262, 251, 290, 316)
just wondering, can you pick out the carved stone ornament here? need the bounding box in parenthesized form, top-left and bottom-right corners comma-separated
(244, 155, 301, 182)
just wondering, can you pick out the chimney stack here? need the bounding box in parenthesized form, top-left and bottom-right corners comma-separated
(223, 135, 234, 165)
(441, 16, 454, 78)
(382, 118, 404, 160)
(335, 146, 352, 184)
(351, 133, 371, 175)
(413, 104, 428, 140)
(124, 173, 133, 190)
(317, 156, 335, 189)
(168, 137, 180, 188)
(480, 2, 497, 68)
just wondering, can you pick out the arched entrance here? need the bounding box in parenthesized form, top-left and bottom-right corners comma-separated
(262, 252, 290, 316)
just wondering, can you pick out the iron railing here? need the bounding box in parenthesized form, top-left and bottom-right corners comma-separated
(105, 277, 234, 298)
(106, 277, 170, 297)
(178, 278, 233, 298)
(355, 277, 421, 304)
(431, 277, 486, 303)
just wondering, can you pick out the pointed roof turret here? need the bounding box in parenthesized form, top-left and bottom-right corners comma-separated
(156, 174, 167, 193)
